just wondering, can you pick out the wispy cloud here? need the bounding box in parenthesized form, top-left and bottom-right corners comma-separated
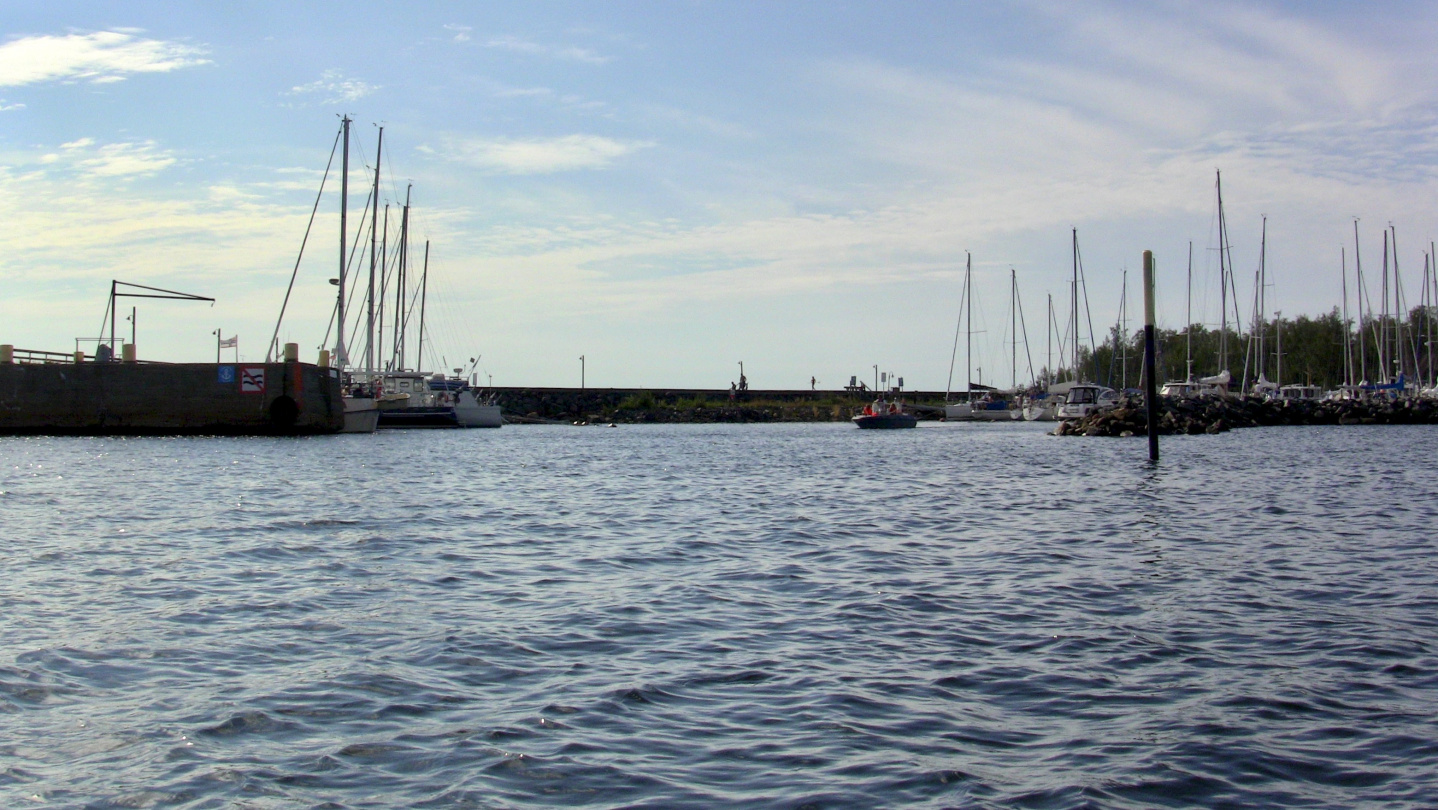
(483, 35, 609, 64)
(441, 134, 649, 174)
(444, 24, 472, 43)
(0, 99, 23, 111)
(0, 31, 208, 87)
(12, 137, 179, 178)
(286, 69, 377, 104)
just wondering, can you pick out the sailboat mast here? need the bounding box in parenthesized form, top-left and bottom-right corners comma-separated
(1420, 244, 1432, 388)
(395, 185, 410, 370)
(419, 240, 429, 372)
(1011, 268, 1017, 390)
(1258, 215, 1267, 384)
(378, 204, 389, 371)
(1046, 293, 1053, 386)
(337, 116, 350, 370)
(1394, 225, 1413, 383)
(966, 252, 973, 394)
(1355, 221, 1366, 383)
(1186, 240, 1193, 382)
(367, 126, 382, 375)
(1071, 227, 1079, 380)
(1120, 268, 1128, 389)
(1217, 171, 1229, 373)
(1381, 229, 1390, 379)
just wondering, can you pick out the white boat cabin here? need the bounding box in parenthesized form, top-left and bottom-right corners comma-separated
(1274, 384, 1323, 402)
(1056, 384, 1118, 420)
(1159, 380, 1225, 398)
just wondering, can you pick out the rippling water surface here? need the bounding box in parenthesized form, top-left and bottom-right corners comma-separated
(2, 423, 1436, 808)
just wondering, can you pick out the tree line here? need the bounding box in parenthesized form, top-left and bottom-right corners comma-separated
(1033, 306, 1438, 391)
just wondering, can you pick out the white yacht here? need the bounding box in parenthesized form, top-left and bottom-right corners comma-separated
(1056, 384, 1118, 420)
(1273, 384, 1322, 402)
(1159, 378, 1226, 398)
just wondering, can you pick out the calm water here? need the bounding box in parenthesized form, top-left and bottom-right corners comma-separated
(2, 423, 1436, 809)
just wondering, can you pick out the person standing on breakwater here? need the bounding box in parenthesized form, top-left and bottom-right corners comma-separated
(729, 382, 737, 401)
(811, 376, 816, 391)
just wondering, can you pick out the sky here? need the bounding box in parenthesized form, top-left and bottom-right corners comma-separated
(3, 1, 1437, 390)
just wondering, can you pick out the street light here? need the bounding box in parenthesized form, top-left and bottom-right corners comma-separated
(873, 364, 878, 391)
(580, 355, 586, 389)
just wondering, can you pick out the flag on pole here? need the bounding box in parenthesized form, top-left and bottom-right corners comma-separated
(218, 335, 238, 349)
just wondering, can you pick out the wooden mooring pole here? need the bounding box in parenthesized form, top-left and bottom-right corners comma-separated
(1143, 250, 1159, 461)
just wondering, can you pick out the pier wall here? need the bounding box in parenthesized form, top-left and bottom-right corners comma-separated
(0, 362, 344, 435)
(489, 387, 951, 422)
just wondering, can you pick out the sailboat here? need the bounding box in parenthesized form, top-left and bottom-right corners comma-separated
(1159, 241, 1222, 399)
(944, 252, 975, 420)
(1022, 294, 1059, 421)
(334, 119, 379, 433)
(1213, 171, 1237, 395)
(972, 268, 1030, 421)
(1245, 216, 1277, 397)
(1055, 228, 1118, 420)
(270, 116, 377, 432)
(343, 127, 502, 429)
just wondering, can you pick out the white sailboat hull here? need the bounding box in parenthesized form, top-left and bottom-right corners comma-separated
(943, 403, 973, 420)
(456, 391, 503, 428)
(342, 397, 379, 433)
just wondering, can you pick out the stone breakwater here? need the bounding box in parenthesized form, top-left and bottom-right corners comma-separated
(1055, 395, 1438, 437)
(490, 388, 949, 424)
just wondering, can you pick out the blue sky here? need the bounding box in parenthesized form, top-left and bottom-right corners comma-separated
(3, 2, 1437, 389)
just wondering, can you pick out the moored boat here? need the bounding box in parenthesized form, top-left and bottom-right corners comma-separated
(1273, 384, 1322, 403)
(1056, 383, 1118, 420)
(342, 396, 379, 433)
(971, 392, 1019, 421)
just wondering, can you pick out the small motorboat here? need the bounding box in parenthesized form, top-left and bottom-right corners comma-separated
(852, 397, 918, 429)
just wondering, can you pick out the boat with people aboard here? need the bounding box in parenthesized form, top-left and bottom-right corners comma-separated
(852, 396, 918, 429)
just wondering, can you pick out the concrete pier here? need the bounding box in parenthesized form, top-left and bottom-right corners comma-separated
(0, 361, 344, 435)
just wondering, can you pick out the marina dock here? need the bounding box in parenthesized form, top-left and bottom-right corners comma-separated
(0, 347, 344, 436)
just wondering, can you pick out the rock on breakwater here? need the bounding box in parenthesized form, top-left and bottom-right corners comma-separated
(1055, 395, 1438, 437)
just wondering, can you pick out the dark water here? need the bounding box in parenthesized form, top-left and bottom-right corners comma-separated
(2, 423, 1436, 808)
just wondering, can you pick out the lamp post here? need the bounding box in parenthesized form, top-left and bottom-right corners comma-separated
(873, 364, 878, 392)
(579, 355, 585, 389)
